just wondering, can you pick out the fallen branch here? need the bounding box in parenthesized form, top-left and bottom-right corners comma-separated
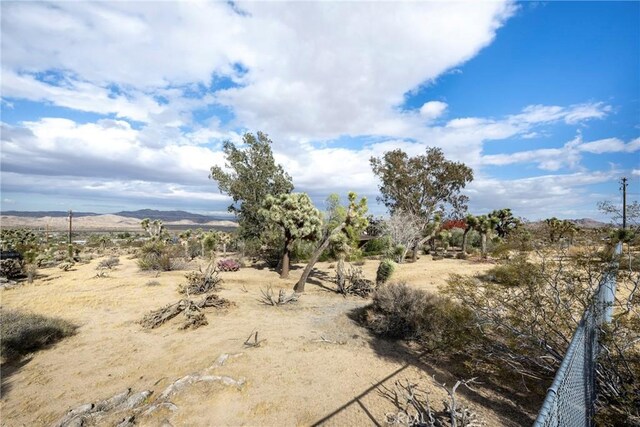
(140, 294, 234, 330)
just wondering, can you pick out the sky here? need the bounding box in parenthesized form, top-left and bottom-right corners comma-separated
(1, 0, 638, 221)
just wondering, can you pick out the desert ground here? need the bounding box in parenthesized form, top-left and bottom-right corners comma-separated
(0, 255, 537, 426)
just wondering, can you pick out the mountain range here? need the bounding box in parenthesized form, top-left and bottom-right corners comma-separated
(1, 209, 235, 224)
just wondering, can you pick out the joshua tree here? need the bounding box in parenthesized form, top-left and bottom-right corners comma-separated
(217, 232, 232, 255)
(544, 217, 578, 244)
(488, 208, 521, 238)
(178, 229, 193, 257)
(260, 193, 323, 279)
(201, 231, 219, 258)
(96, 234, 112, 251)
(462, 214, 478, 254)
(473, 215, 499, 258)
(141, 218, 165, 240)
(294, 192, 368, 293)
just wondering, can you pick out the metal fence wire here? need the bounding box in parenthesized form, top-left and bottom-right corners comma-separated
(533, 243, 622, 427)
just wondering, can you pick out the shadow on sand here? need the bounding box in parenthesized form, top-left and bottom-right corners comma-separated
(308, 306, 538, 426)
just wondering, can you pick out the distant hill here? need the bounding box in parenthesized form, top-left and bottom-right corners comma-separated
(528, 218, 608, 229)
(1, 209, 236, 224)
(114, 209, 233, 223)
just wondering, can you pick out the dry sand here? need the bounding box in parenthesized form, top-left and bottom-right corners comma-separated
(0, 255, 535, 426)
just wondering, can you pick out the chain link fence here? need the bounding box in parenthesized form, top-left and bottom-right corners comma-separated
(533, 243, 622, 427)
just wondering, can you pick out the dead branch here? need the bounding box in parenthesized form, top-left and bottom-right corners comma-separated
(259, 286, 299, 306)
(140, 294, 234, 330)
(244, 330, 266, 347)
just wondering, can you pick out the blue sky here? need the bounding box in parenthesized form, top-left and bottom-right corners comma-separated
(1, 1, 638, 220)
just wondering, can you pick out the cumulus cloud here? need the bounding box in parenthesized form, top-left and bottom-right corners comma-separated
(419, 101, 448, 120)
(0, 1, 634, 219)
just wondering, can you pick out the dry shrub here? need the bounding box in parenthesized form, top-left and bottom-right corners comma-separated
(179, 264, 222, 295)
(97, 256, 120, 270)
(1, 308, 76, 361)
(362, 283, 477, 352)
(0, 258, 24, 279)
(337, 266, 375, 297)
(480, 254, 542, 287)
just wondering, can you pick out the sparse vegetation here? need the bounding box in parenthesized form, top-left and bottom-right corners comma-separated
(1, 308, 77, 361)
(361, 283, 477, 352)
(97, 256, 120, 270)
(137, 241, 181, 271)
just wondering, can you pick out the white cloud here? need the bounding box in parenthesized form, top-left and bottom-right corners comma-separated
(1, 1, 517, 137)
(482, 134, 640, 170)
(467, 170, 620, 219)
(420, 101, 448, 120)
(0, 1, 634, 219)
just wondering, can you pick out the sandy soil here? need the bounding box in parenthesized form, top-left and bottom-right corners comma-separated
(0, 255, 536, 427)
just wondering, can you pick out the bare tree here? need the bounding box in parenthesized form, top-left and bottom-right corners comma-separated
(383, 210, 423, 263)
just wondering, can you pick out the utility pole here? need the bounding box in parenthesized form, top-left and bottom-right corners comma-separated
(621, 177, 628, 230)
(68, 209, 73, 244)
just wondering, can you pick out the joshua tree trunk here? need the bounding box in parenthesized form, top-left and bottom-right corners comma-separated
(294, 222, 347, 293)
(280, 235, 293, 279)
(481, 233, 487, 259)
(462, 229, 469, 254)
(336, 255, 346, 293)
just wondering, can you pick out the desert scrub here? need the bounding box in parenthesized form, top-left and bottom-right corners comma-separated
(137, 241, 182, 271)
(375, 259, 396, 285)
(0, 258, 24, 279)
(1, 308, 77, 361)
(361, 283, 476, 352)
(479, 254, 542, 287)
(97, 256, 120, 270)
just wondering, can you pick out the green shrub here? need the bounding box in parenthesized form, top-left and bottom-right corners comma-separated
(482, 255, 542, 287)
(363, 237, 391, 255)
(375, 259, 396, 285)
(137, 241, 181, 271)
(448, 228, 465, 248)
(0, 308, 76, 361)
(361, 283, 476, 351)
